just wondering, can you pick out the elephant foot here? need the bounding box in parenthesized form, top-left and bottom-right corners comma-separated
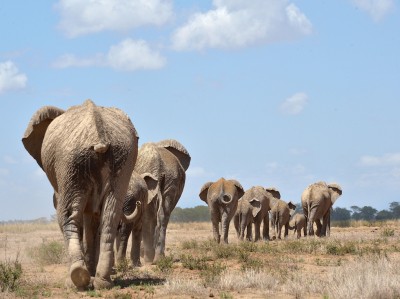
(93, 277, 114, 290)
(70, 261, 90, 288)
(272, 236, 276, 240)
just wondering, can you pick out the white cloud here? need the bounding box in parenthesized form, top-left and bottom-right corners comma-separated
(171, 0, 312, 51)
(3, 156, 18, 164)
(0, 168, 9, 176)
(53, 39, 166, 71)
(187, 166, 209, 178)
(280, 92, 308, 115)
(352, 0, 395, 22)
(55, 0, 173, 37)
(0, 61, 27, 94)
(360, 153, 400, 167)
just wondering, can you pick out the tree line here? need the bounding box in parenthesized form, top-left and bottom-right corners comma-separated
(170, 202, 400, 223)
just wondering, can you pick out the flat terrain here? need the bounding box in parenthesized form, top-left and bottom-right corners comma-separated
(1, 221, 400, 298)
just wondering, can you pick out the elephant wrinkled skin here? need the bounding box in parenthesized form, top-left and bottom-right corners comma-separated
(270, 199, 296, 240)
(22, 100, 139, 289)
(115, 171, 156, 267)
(134, 139, 191, 264)
(200, 178, 244, 244)
(233, 186, 273, 242)
(301, 181, 343, 237)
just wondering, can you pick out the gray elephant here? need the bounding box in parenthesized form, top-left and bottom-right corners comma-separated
(115, 171, 157, 267)
(200, 178, 244, 244)
(22, 100, 140, 289)
(270, 199, 296, 240)
(288, 213, 306, 239)
(233, 186, 273, 242)
(134, 139, 191, 264)
(301, 181, 343, 237)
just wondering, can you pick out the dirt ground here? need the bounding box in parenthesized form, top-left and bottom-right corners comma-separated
(1, 221, 400, 299)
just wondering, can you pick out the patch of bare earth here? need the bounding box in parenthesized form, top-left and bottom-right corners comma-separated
(1, 221, 400, 298)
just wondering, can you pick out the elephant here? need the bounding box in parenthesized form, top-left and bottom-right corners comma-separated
(270, 199, 296, 240)
(22, 100, 140, 289)
(200, 178, 244, 244)
(115, 171, 157, 267)
(134, 139, 191, 264)
(233, 186, 274, 242)
(301, 181, 343, 237)
(288, 213, 306, 239)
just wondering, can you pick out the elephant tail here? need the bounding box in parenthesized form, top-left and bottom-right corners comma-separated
(94, 143, 109, 153)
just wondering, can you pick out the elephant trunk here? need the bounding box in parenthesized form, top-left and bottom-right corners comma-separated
(121, 201, 142, 223)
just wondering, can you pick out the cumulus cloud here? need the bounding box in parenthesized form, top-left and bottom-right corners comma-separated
(352, 0, 395, 22)
(171, 0, 312, 51)
(0, 61, 27, 94)
(55, 0, 173, 37)
(360, 153, 400, 167)
(53, 39, 166, 71)
(280, 92, 308, 115)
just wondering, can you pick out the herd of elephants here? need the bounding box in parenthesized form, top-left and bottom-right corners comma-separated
(21, 100, 343, 290)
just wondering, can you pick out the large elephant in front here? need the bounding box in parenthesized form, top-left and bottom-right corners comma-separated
(200, 178, 244, 244)
(233, 186, 273, 242)
(22, 100, 140, 289)
(301, 181, 343, 237)
(134, 139, 191, 264)
(115, 171, 157, 267)
(270, 199, 296, 239)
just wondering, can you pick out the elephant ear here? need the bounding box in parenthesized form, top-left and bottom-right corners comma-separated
(199, 181, 213, 203)
(249, 198, 261, 218)
(22, 106, 65, 169)
(328, 183, 342, 204)
(287, 201, 296, 211)
(141, 172, 159, 204)
(265, 187, 281, 199)
(230, 180, 244, 199)
(156, 139, 191, 171)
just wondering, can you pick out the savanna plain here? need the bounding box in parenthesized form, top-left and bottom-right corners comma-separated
(1, 220, 400, 299)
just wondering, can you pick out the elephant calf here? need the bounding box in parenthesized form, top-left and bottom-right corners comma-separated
(234, 186, 274, 242)
(270, 199, 296, 240)
(288, 213, 306, 239)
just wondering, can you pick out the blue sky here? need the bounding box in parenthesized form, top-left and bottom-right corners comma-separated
(0, 0, 399, 221)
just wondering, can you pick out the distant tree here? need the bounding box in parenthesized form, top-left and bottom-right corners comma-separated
(389, 202, 400, 219)
(375, 210, 393, 221)
(331, 207, 351, 221)
(293, 203, 303, 214)
(351, 206, 377, 221)
(170, 205, 210, 222)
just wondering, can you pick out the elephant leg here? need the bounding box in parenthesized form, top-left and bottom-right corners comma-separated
(284, 224, 289, 239)
(253, 219, 261, 242)
(130, 223, 142, 267)
(154, 211, 171, 262)
(277, 222, 282, 239)
(142, 201, 157, 263)
(246, 222, 252, 241)
(58, 193, 91, 289)
(83, 214, 99, 277)
(262, 215, 270, 241)
(233, 214, 240, 239)
(315, 219, 322, 237)
(321, 213, 330, 237)
(94, 191, 125, 290)
(221, 212, 231, 244)
(307, 211, 316, 236)
(116, 222, 133, 265)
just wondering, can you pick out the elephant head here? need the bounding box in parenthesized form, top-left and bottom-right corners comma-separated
(200, 178, 244, 243)
(22, 100, 139, 289)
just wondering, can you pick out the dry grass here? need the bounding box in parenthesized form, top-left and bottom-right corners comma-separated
(1, 220, 400, 298)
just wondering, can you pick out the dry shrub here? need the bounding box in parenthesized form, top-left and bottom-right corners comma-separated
(0, 222, 59, 234)
(162, 277, 206, 296)
(325, 256, 400, 299)
(218, 269, 279, 292)
(28, 240, 66, 266)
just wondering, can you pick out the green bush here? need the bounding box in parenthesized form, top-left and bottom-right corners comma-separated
(181, 254, 208, 270)
(0, 257, 22, 292)
(155, 256, 174, 274)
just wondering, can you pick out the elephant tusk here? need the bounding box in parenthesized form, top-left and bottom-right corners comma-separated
(122, 201, 142, 223)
